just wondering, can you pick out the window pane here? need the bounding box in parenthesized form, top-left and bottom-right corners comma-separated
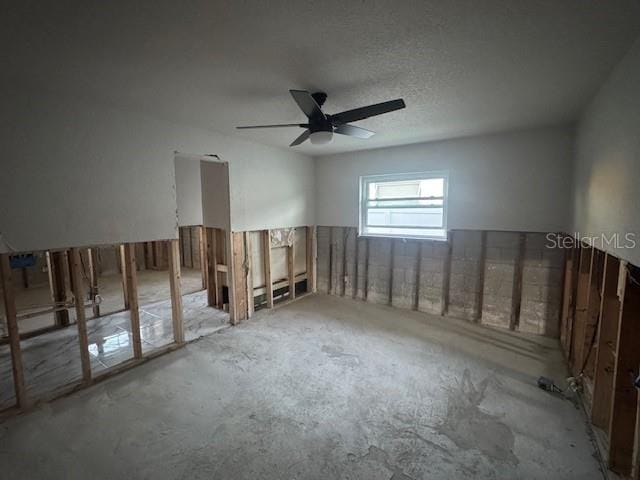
(367, 207, 444, 228)
(361, 173, 447, 240)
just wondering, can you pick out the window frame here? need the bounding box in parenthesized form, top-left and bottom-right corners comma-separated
(358, 171, 449, 241)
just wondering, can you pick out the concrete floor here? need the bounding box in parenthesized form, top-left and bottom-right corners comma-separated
(0, 294, 602, 479)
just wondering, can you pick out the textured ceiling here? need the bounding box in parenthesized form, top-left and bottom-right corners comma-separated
(3, 1, 640, 155)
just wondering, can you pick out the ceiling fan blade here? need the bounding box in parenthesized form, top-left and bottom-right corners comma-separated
(236, 123, 307, 129)
(334, 124, 375, 139)
(331, 99, 406, 125)
(290, 129, 310, 147)
(290, 90, 326, 119)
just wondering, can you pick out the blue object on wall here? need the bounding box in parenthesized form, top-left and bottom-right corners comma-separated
(10, 254, 36, 269)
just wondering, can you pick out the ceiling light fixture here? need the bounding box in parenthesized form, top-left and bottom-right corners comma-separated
(309, 130, 333, 145)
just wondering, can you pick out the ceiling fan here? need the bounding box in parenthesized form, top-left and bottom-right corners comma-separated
(236, 90, 406, 147)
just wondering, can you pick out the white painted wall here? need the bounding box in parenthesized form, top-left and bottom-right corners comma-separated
(574, 37, 640, 266)
(228, 149, 315, 232)
(174, 155, 204, 227)
(0, 86, 315, 253)
(201, 160, 231, 230)
(315, 126, 574, 233)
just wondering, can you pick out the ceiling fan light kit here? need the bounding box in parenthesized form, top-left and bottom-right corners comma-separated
(236, 90, 406, 147)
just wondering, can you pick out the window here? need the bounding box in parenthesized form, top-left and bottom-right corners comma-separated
(359, 171, 448, 240)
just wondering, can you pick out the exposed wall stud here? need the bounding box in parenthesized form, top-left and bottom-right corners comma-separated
(363, 237, 370, 301)
(341, 228, 348, 296)
(123, 243, 142, 359)
(353, 233, 360, 299)
(442, 231, 453, 316)
(245, 232, 255, 316)
(199, 226, 208, 290)
(414, 241, 422, 311)
(388, 239, 395, 306)
(475, 231, 487, 322)
(119, 245, 130, 310)
(87, 248, 100, 318)
(328, 227, 334, 294)
(230, 231, 248, 324)
(167, 239, 184, 344)
(50, 251, 70, 325)
(0, 254, 28, 408)
(306, 226, 316, 293)
(263, 230, 274, 308)
(591, 254, 621, 429)
(509, 233, 526, 330)
(205, 228, 219, 308)
(69, 248, 92, 383)
(608, 264, 640, 476)
(288, 229, 296, 300)
(571, 246, 594, 372)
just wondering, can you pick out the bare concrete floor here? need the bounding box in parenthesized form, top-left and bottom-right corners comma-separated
(0, 294, 602, 479)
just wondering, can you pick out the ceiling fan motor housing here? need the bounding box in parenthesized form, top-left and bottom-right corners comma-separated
(311, 92, 327, 107)
(308, 114, 333, 133)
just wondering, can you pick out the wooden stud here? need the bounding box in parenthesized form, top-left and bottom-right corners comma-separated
(414, 241, 422, 311)
(583, 250, 605, 378)
(263, 230, 274, 308)
(50, 251, 70, 326)
(87, 248, 100, 318)
(560, 245, 576, 355)
(328, 227, 334, 294)
(363, 237, 370, 301)
(591, 254, 621, 429)
(288, 230, 296, 300)
(341, 228, 349, 296)
(45, 251, 56, 304)
(216, 230, 226, 310)
(69, 248, 92, 383)
(230, 231, 248, 324)
(199, 226, 208, 291)
(475, 231, 487, 323)
(353, 233, 360, 299)
(571, 247, 594, 373)
(245, 232, 255, 316)
(167, 239, 184, 344)
(306, 226, 316, 294)
(0, 254, 27, 408)
(442, 231, 453, 316)
(123, 243, 142, 359)
(608, 263, 640, 476)
(509, 233, 526, 330)
(119, 245, 130, 310)
(388, 239, 395, 306)
(179, 228, 185, 267)
(205, 228, 220, 308)
(188, 227, 195, 268)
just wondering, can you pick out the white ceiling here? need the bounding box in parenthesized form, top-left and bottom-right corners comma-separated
(3, 1, 640, 155)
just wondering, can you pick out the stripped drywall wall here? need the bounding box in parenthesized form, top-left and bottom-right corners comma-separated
(574, 36, 640, 266)
(314, 126, 574, 233)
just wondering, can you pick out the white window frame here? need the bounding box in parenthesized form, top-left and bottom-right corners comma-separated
(358, 171, 449, 241)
